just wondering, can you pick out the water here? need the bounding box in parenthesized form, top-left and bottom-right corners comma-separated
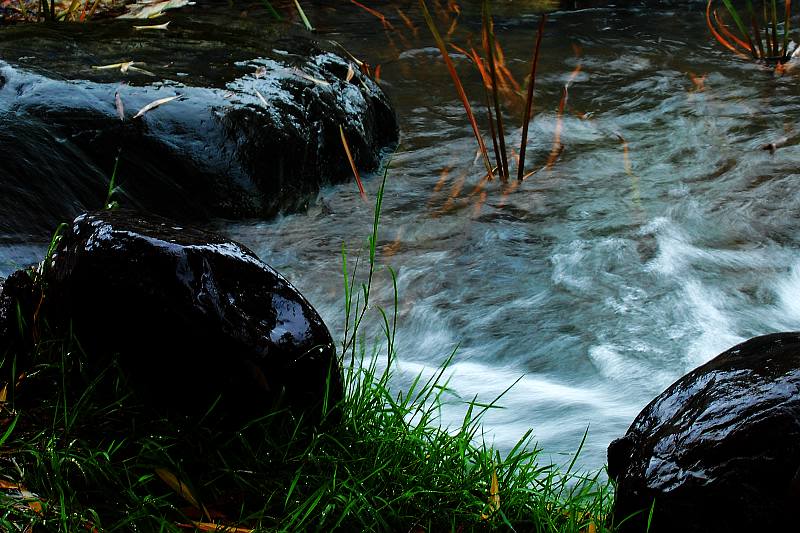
(6, 0, 800, 471)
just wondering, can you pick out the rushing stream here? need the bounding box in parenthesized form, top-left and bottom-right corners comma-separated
(5, 0, 800, 471)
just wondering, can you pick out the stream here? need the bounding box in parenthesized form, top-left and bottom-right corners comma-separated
(5, 0, 800, 471)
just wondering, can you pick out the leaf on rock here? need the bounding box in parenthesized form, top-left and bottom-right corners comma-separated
(133, 21, 171, 30)
(133, 95, 181, 119)
(118, 0, 194, 20)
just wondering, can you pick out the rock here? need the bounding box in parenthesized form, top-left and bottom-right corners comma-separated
(0, 6, 397, 240)
(0, 270, 38, 364)
(26, 209, 342, 420)
(608, 332, 800, 533)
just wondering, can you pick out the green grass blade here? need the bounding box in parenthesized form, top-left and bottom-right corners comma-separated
(721, 0, 758, 55)
(258, 0, 283, 21)
(293, 0, 314, 31)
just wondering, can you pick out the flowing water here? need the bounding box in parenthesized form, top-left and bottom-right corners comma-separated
(5, 0, 800, 471)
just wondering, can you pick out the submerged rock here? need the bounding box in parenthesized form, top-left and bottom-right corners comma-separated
(608, 332, 800, 533)
(22, 209, 342, 420)
(0, 6, 397, 240)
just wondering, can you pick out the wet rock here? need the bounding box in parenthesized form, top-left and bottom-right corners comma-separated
(0, 270, 38, 363)
(32, 209, 342, 420)
(0, 7, 397, 240)
(608, 332, 800, 533)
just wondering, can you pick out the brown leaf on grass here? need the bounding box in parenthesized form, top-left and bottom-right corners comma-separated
(0, 480, 43, 514)
(0, 383, 6, 403)
(155, 467, 205, 514)
(177, 522, 253, 532)
(480, 468, 500, 519)
(133, 95, 181, 118)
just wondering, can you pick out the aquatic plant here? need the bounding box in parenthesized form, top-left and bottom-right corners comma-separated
(707, 0, 797, 63)
(419, 0, 548, 181)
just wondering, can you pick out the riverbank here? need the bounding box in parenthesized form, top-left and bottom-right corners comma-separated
(0, 329, 613, 532)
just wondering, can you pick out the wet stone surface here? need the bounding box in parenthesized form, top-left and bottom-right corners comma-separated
(608, 332, 800, 533)
(0, 6, 397, 240)
(26, 209, 343, 420)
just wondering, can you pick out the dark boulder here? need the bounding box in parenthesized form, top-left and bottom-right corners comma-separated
(608, 332, 800, 533)
(0, 7, 397, 240)
(20, 209, 342, 420)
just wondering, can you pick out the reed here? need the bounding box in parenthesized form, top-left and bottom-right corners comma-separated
(420, 0, 549, 181)
(708, 0, 796, 62)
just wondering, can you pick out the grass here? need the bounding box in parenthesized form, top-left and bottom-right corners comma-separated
(0, 164, 615, 532)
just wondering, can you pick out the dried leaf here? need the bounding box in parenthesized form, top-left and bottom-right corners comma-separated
(295, 69, 330, 86)
(178, 522, 253, 532)
(254, 66, 267, 78)
(345, 62, 355, 83)
(133, 95, 181, 119)
(155, 467, 203, 511)
(128, 65, 157, 76)
(0, 480, 43, 514)
(480, 468, 500, 519)
(114, 90, 125, 121)
(133, 21, 171, 30)
(118, 0, 193, 19)
(0, 384, 6, 403)
(93, 61, 134, 72)
(254, 89, 269, 107)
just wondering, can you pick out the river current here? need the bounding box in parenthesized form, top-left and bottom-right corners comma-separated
(5, 0, 800, 471)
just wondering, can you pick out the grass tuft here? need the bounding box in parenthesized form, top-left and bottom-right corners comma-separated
(0, 161, 613, 532)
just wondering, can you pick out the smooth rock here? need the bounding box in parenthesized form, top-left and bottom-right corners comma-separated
(608, 332, 800, 533)
(0, 7, 397, 240)
(29, 209, 342, 420)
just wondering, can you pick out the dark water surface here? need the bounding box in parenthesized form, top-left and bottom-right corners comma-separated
(5, 0, 800, 471)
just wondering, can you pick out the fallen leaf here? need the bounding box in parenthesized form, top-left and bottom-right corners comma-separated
(254, 66, 267, 78)
(93, 61, 134, 72)
(480, 468, 500, 520)
(118, 0, 194, 19)
(177, 522, 253, 532)
(294, 69, 330, 86)
(133, 95, 181, 118)
(254, 89, 269, 108)
(155, 468, 202, 510)
(0, 480, 43, 514)
(128, 65, 157, 76)
(0, 383, 6, 403)
(133, 21, 171, 30)
(114, 90, 125, 121)
(345, 62, 355, 83)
